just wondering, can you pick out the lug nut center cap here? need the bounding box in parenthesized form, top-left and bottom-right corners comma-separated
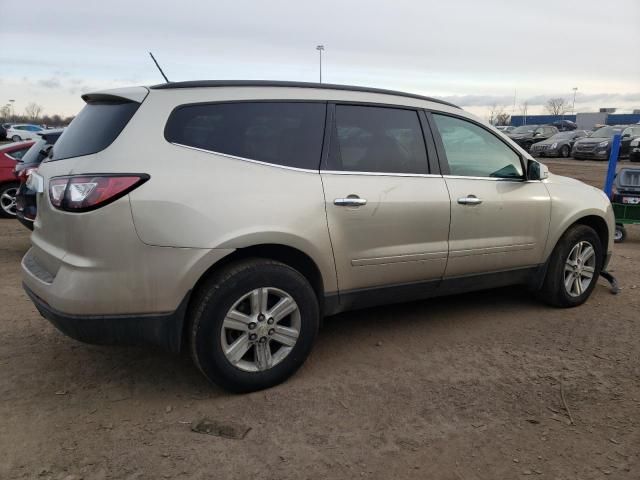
(256, 322, 270, 337)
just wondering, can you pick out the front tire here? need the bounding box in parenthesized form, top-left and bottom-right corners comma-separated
(11, 135, 21, 142)
(539, 225, 603, 308)
(189, 258, 319, 393)
(560, 145, 570, 158)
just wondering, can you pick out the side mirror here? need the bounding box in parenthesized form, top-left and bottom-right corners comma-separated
(527, 159, 549, 180)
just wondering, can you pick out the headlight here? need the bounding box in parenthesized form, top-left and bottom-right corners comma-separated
(550, 143, 557, 149)
(598, 141, 609, 147)
(631, 139, 640, 147)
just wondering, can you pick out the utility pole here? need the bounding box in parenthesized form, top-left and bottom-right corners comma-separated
(316, 45, 325, 83)
(8, 99, 15, 122)
(572, 87, 578, 115)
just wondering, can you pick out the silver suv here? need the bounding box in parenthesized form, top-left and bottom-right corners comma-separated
(22, 81, 614, 392)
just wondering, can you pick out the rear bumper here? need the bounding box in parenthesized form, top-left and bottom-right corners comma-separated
(24, 283, 189, 352)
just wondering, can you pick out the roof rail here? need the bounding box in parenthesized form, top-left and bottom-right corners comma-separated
(149, 80, 459, 109)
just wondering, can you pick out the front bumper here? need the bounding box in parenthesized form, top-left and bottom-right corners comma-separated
(572, 150, 609, 160)
(24, 283, 189, 352)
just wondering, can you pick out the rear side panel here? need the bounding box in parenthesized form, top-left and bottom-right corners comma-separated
(119, 88, 339, 293)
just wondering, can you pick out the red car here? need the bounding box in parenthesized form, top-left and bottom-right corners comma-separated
(0, 141, 34, 218)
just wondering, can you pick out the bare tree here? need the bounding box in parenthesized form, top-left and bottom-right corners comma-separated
(487, 104, 511, 126)
(545, 98, 569, 116)
(488, 103, 499, 125)
(0, 104, 10, 121)
(24, 102, 43, 122)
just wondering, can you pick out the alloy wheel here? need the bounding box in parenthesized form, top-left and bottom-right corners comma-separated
(0, 187, 18, 216)
(563, 241, 596, 297)
(220, 287, 301, 372)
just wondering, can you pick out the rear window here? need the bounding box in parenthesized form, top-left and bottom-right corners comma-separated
(165, 102, 326, 170)
(51, 101, 139, 161)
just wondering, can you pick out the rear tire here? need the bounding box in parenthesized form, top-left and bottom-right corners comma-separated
(189, 258, 319, 393)
(560, 145, 570, 158)
(614, 224, 626, 243)
(11, 135, 21, 142)
(538, 225, 603, 308)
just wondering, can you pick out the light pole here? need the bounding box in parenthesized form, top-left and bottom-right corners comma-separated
(8, 99, 15, 123)
(571, 87, 578, 115)
(316, 45, 324, 83)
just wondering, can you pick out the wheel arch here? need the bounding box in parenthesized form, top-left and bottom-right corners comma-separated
(180, 243, 327, 351)
(545, 214, 610, 269)
(573, 215, 609, 259)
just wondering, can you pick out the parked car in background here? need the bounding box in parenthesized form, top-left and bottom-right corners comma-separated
(6, 124, 44, 142)
(630, 137, 640, 162)
(14, 129, 63, 229)
(621, 125, 640, 157)
(507, 124, 559, 151)
(22, 81, 614, 392)
(0, 141, 34, 217)
(572, 125, 626, 160)
(496, 126, 515, 133)
(551, 120, 577, 131)
(530, 130, 589, 158)
(0, 125, 7, 141)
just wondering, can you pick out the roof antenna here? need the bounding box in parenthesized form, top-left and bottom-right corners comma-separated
(149, 52, 170, 83)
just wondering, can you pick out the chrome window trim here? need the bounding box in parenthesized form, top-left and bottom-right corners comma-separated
(170, 143, 446, 178)
(169, 142, 319, 173)
(322, 170, 443, 178)
(443, 174, 541, 183)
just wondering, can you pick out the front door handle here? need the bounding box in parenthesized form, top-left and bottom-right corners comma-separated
(457, 195, 482, 205)
(334, 196, 367, 207)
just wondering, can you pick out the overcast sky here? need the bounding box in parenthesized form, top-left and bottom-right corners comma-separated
(1, 0, 638, 119)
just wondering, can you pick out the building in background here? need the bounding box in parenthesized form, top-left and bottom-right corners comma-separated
(510, 112, 640, 130)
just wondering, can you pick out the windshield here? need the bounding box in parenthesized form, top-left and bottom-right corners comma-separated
(624, 126, 640, 136)
(591, 126, 623, 138)
(511, 126, 537, 134)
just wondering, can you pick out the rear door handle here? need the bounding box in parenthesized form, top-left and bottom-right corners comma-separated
(334, 196, 367, 207)
(457, 195, 482, 205)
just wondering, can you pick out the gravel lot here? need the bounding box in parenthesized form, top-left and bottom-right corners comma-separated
(1, 159, 639, 479)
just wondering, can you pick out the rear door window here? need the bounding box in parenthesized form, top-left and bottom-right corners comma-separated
(326, 105, 428, 174)
(165, 102, 326, 170)
(51, 101, 139, 161)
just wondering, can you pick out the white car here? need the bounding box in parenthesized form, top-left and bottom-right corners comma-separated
(6, 124, 44, 142)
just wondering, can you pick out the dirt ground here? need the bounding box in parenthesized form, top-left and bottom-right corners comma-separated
(1, 159, 639, 480)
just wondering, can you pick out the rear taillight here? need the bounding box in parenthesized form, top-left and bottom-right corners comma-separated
(48, 174, 149, 212)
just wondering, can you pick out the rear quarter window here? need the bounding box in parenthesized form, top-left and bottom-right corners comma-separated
(51, 101, 139, 161)
(165, 102, 326, 170)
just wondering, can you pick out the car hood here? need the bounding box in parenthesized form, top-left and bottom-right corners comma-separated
(537, 138, 567, 145)
(546, 172, 610, 200)
(507, 133, 533, 139)
(546, 172, 584, 186)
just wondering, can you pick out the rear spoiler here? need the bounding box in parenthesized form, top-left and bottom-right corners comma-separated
(81, 86, 149, 104)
